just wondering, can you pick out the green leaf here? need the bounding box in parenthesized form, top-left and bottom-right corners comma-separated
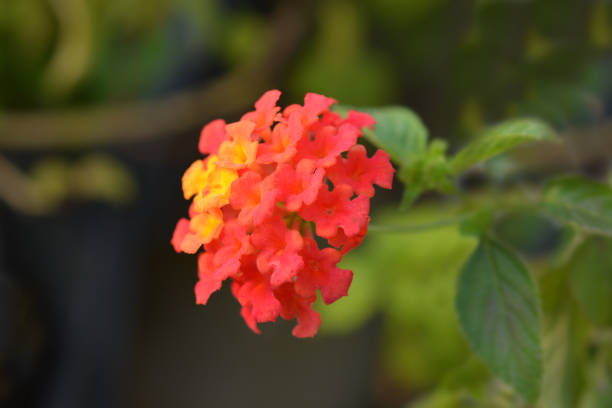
(580, 380, 612, 408)
(398, 139, 453, 208)
(579, 341, 612, 408)
(539, 267, 588, 408)
(459, 208, 495, 237)
(449, 118, 556, 174)
(400, 184, 425, 209)
(456, 236, 543, 402)
(539, 310, 587, 408)
(543, 176, 612, 237)
(580, 359, 612, 408)
(568, 236, 612, 326)
(333, 105, 428, 166)
(494, 209, 564, 258)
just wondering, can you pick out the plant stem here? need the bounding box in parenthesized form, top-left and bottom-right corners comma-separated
(368, 214, 471, 233)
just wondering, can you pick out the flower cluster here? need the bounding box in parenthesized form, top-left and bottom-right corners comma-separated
(171, 90, 394, 337)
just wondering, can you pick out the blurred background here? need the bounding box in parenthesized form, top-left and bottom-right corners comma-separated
(1, 0, 612, 407)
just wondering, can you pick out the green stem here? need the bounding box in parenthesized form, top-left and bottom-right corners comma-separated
(368, 214, 471, 233)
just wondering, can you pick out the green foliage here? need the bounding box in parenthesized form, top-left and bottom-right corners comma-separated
(328, 101, 612, 405)
(333, 104, 454, 207)
(319, 206, 477, 389)
(0, 0, 227, 106)
(219, 13, 268, 65)
(335, 106, 560, 209)
(4, 1, 612, 405)
(398, 139, 453, 208)
(407, 356, 533, 408)
(568, 236, 612, 326)
(579, 344, 612, 408)
(333, 105, 428, 165)
(314, 249, 380, 334)
(543, 176, 612, 237)
(493, 210, 563, 258)
(580, 379, 612, 408)
(30, 154, 137, 210)
(459, 208, 495, 237)
(449, 119, 557, 175)
(456, 236, 542, 402)
(539, 307, 587, 408)
(289, 1, 395, 106)
(538, 265, 588, 408)
(408, 390, 477, 408)
(408, 381, 529, 408)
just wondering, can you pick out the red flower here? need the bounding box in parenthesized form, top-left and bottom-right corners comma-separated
(302, 93, 337, 125)
(241, 90, 281, 134)
(274, 282, 321, 338)
(272, 160, 324, 212)
(345, 110, 376, 130)
(252, 216, 304, 287)
(229, 171, 278, 226)
(199, 119, 227, 155)
(294, 123, 360, 168)
(171, 90, 394, 337)
(194, 253, 222, 305)
(256, 113, 303, 164)
(327, 144, 394, 197)
(295, 237, 353, 304)
(171, 218, 191, 253)
(211, 220, 253, 279)
(328, 223, 368, 255)
(299, 184, 370, 239)
(232, 259, 282, 330)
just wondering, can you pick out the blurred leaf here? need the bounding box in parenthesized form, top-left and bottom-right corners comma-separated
(589, 1, 612, 49)
(400, 184, 425, 210)
(543, 176, 612, 237)
(579, 346, 612, 408)
(373, 0, 444, 27)
(456, 236, 542, 402)
(399, 139, 453, 208)
(440, 356, 490, 393)
(221, 13, 267, 65)
(334, 104, 440, 207)
(538, 265, 588, 408)
(322, 205, 477, 390)
(458, 97, 485, 135)
(333, 105, 428, 166)
(494, 209, 563, 258)
(316, 250, 380, 334)
(376, 210, 476, 389)
(408, 377, 529, 408)
(512, 83, 603, 129)
(71, 154, 137, 205)
(580, 380, 612, 408)
(408, 390, 478, 408)
(568, 236, 612, 326)
(459, 208, 494, 237)
(362, 106, 428, 166)
(449, 119, 556, 174)
(292, 52, 396, 106)
(524, 30, 555, 62)
(540, 310, 587, 408)
(30, 158, 71, 210)
(290, 1, 396, 106)
(28, 154, 136, 209)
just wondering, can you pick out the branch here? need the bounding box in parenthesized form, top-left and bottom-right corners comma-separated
(0, 1, 310, 150)
(0, 154, 49, 215)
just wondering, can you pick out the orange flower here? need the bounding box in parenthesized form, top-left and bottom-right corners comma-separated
(172, 90, 394, 337)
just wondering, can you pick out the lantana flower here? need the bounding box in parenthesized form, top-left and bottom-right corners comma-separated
(171, 90, 394, 337)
